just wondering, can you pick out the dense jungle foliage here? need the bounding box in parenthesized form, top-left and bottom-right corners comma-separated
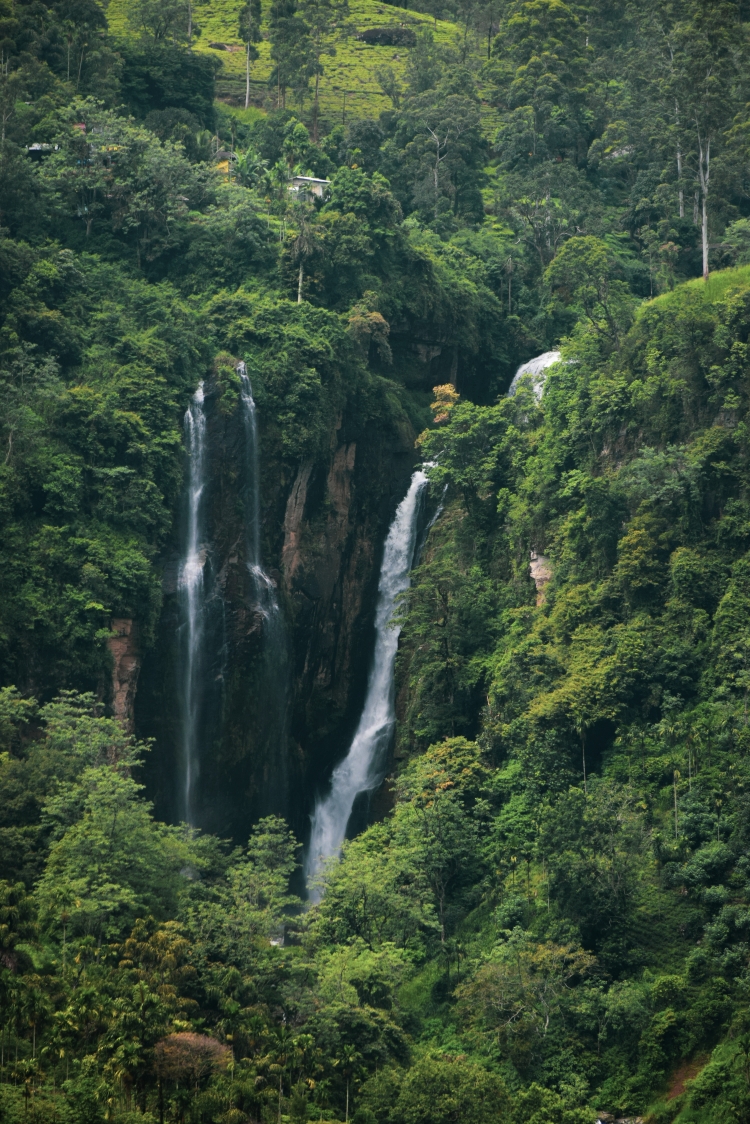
(5, 0, 750, 1120)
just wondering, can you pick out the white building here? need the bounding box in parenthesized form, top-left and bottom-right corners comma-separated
(289, 175, 330, 199)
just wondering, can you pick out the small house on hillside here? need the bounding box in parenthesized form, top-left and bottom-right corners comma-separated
(289, 176, 330, 199)
(214, 149, 237, 177)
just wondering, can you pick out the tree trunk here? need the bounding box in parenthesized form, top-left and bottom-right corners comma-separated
(434, 144, 440, 219)
(313, 69, 320, 143)
(675, 101, 684, 218)
(697, 121, 711, 280)
(245, 42, 251, 109)
(297, 262, 303, 303)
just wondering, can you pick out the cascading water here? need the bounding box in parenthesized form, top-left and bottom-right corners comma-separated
(178, 382, 207, 825)
(237, 363, 290, 803)
(306, 468, 429, 894)
(238, 364, 281, 609)
(507, 350, 561, 399)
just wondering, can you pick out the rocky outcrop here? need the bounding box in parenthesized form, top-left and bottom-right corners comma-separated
(530, 551, 552, 605)
(282, 424, 416, 816)
(108, 618, 140, 731)
(282, 460, 314, 585)
(356, 26, 416, 45)
(596, 1116, 643, 1124)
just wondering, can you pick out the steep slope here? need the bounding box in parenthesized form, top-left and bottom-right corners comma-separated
(4, 1, 750, 1121)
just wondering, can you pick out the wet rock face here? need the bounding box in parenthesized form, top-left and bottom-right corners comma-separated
(282, 423, 416, 835)
(136, 382, 416, 843)
(108, 618, 140, 731)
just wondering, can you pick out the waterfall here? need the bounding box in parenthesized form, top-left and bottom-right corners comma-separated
(238, 363, 281, 610)
(239, 363, 262, 570)
(178, 382, 207, 825)
(306, 468, 429, 894)
(507, 350, 561, 399)
(237, 363, 289, 802)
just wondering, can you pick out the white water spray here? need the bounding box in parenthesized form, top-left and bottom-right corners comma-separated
(306, 469, 429, 893)
(507, 350, 561, 399)
(178, 382, 207, 824)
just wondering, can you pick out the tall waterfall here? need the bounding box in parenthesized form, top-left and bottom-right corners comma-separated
(178, 382, 207, 825)
(238, 364, 280, 606)
(238, 363, 289, 798)
(306, 468, 429, 893)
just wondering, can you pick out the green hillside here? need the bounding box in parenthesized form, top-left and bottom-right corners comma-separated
(4, 1, 750, 1123)
(107, 0, 499, 127)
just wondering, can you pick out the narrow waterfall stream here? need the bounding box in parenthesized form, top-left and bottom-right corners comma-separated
(238, 364, 290, 799)
(306, 468, 429, 893)
(178, 382, 207, 825)
(238, 363, 283, 613)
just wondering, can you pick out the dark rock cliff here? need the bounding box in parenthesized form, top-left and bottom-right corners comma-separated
(136, 380, 417, 844)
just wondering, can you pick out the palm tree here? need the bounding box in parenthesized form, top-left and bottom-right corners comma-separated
(238, 0, 262, 109)
(332, 1043, 361, 1123)
(235, 148, 269, 192)
(262, 1025, 294, 1123)
(290, 197, 318, 304)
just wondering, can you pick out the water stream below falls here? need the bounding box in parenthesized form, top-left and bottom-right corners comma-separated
(306, 468, 430, 895)
(178, 382, 207, 825)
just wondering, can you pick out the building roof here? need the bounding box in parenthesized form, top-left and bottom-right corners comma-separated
(291, 175, 331, 186)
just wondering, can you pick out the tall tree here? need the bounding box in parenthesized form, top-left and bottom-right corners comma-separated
(268, 0, 312, 109)
(297, 0, 347, 141)
(129, 0, 190, 43)
(238, 0, 262, 110)
(668, 0, 742, 278)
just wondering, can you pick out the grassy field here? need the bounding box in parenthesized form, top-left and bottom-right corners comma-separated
(640, 263, 750, 316)
(106, 0, 501, 134)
